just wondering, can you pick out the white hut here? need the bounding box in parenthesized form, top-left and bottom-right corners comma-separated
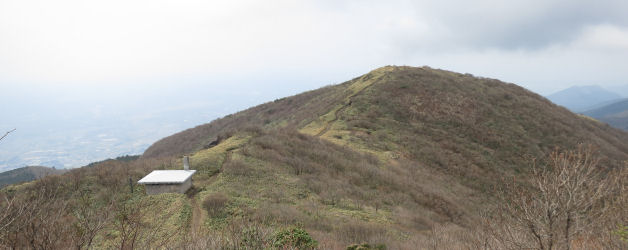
(138, 156, 196, 195)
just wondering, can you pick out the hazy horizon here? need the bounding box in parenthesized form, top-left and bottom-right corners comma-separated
(2, 0, 628, 171)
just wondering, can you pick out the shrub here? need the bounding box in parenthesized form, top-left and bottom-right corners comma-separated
(346, 243, 387, 250)
(239, 226, 267, 249)
(222, 158, 252, 177)
(486, 145, 626, 249)
(336, 222, 386, 244)
(617, 225, 628, 242)
(202, 193, 229, 217)
(272, 227, 318, 249)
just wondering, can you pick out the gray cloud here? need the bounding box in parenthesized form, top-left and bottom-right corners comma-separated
(0, 0, 627, 95)
(398, 0, 628, 50)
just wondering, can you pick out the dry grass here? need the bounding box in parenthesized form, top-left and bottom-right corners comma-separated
(2, 66, 628, 249)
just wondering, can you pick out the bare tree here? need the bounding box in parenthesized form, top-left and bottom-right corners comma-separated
(23, 199, 71, 250)
(113, 198, 145, 250)
(0, 182, 72, 249)
(483, 144, 627, 249)
(112, 196, 181, 250)
(0, 192, 30, 248)
(71, 193, 113, 249)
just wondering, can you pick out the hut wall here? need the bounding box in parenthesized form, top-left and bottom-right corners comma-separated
(144, 179, 192, 195)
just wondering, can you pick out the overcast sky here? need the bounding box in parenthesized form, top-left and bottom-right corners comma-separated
(2, 0, 628, 169)
(1, 0, 628, 97)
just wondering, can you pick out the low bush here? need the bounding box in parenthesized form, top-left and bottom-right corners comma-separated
(202, 193, 229, 217)
(616, 225, 628, 242)
(346, 243, 387, 250)
(336, 222, 386, 245)
(222, 158, 252, 177)
(272, 227, 318, 249)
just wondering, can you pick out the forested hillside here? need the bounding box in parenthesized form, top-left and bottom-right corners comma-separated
(0, 166, 66, 188)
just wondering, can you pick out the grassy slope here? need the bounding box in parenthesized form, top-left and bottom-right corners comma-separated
(4, 66, 628, 248)
(141, 66, 628, 247)
(147, 66, 628, 163)
(146, 66, 628, 190)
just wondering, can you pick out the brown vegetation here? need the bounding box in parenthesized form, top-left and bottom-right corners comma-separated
(1, 66, 627, 249)
(0, 156, 182, 249)
(202, 193, 229, 217)
(480, 145, 628, 249)
(0, 166, 67, 188)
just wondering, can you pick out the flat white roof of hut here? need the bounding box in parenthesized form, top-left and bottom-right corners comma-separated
(137, 170, 196, 184)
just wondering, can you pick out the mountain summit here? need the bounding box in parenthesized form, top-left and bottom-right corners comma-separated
(140, 66, 628, 244)
(546, 85, 622, 112)
(3, 66, 627, 249)
(146, 66, 628, 162)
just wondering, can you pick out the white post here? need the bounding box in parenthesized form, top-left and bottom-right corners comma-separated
(184, 156, 190, 170)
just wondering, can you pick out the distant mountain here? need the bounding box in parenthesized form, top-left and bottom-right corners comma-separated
(0, 166, 67, 188)
(607, 85, 628, 97)
(546, 85, 622, 112)
(584, 98, 628, 130)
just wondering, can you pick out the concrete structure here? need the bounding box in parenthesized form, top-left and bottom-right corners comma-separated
(184, 155, 190, 170)
(137, 156, 196, 195)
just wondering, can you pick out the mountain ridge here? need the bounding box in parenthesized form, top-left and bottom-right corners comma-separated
(146, 66, 628, 165)
(0, 166, 67, 188)
(546, 85, 622, 112)
(584, 98, 628, 130)
(3, 66, 627, 248)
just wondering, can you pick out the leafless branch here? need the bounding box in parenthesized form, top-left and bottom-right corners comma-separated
(481, 144, 628, 249)
(0, 128, 15, 141)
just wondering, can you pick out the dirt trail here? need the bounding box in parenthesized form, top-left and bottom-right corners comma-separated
(190, 195, 203, 235)
(314, 77, 379, 137)
(220, 150, 234, 172)
(189, 150, 234, 234)
(315, 103, 350, 137)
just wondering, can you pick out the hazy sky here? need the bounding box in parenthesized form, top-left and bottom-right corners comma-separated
(1, 0, 628, 96)
(1, 0, 628, 169)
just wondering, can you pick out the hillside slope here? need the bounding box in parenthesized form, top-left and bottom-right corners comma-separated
(3, 66, 627, 249)
(142, 66, 628, 246)
(0, 166, 66, 188)
(146, 66, 628, 172)
(584, 98, 628, 130)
